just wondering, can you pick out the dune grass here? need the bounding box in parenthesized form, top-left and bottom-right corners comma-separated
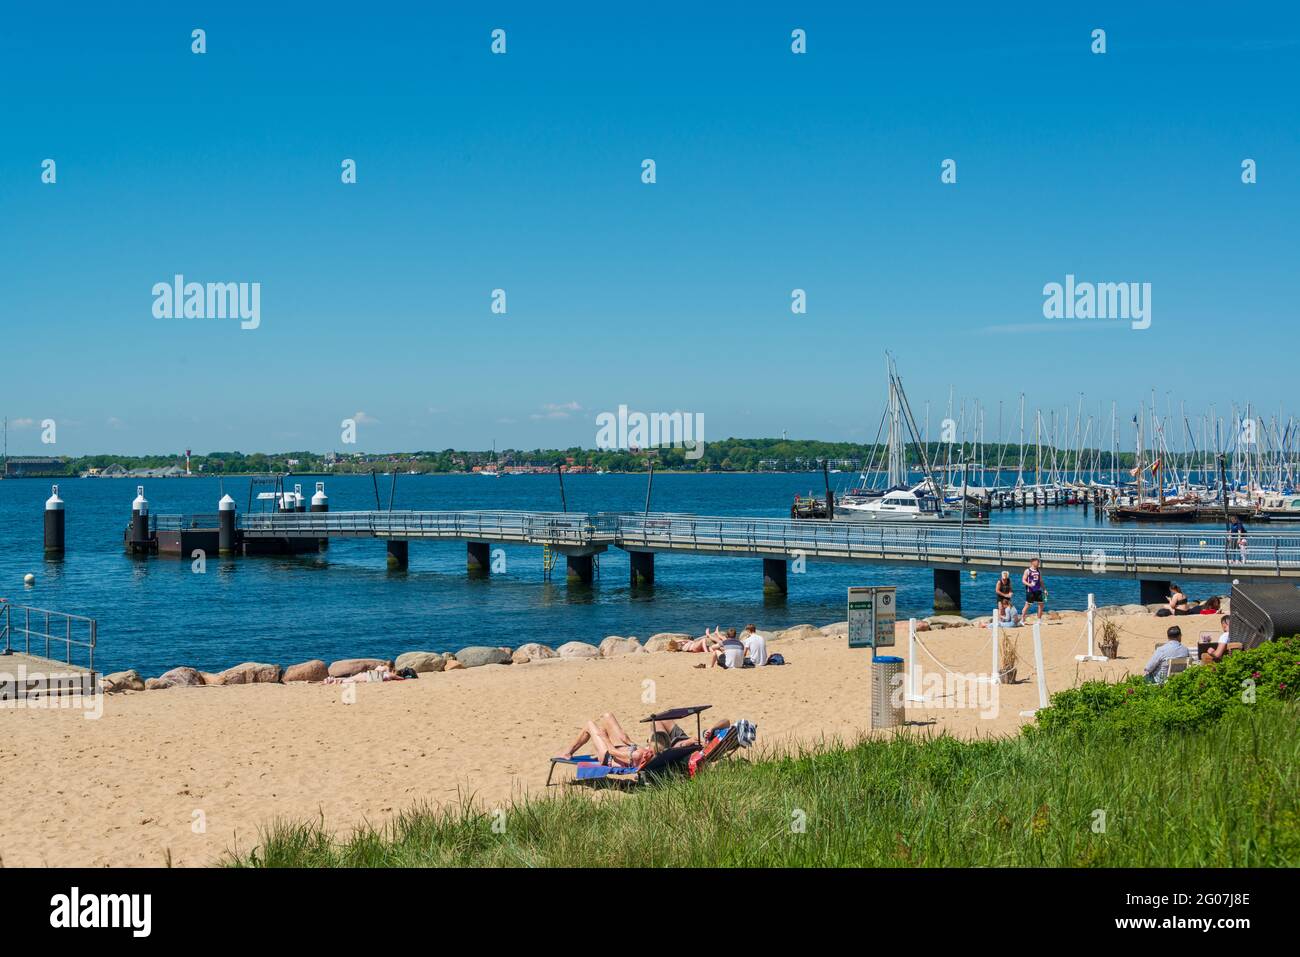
(228, 701, 1299, 867)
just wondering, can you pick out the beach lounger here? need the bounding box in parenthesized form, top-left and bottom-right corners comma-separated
(547, 754, 600, 787)
(572, 744, 702, 785)
(546, 705, 715, 787)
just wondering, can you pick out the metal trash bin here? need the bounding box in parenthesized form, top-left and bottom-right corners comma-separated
(871, 655, 905, 730)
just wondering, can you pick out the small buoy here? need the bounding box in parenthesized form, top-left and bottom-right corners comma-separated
(23, 573, 35, 586)
(969, 570, 977, 578)
(1199, 540, 1207, 547)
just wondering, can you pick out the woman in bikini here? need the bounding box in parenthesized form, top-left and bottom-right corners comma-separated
(675, 626, 726, 654)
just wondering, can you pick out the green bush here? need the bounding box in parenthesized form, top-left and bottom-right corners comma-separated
(1033, 636, 1300, 738)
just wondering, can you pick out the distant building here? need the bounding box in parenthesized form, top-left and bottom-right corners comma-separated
(3, 456, 64, 478)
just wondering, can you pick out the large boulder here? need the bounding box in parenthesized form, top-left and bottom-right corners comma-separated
(284, 659, 329, 683)
(512, 643, 556, 664)
(328, 658, 392, 679)
(924, 616, 971, 630)
(395, 651, 446, 674)
(643, 632, 689, 653)
(215, 661, 282, 685)
(1119, 604, 1149, 616)
(101, 670, 145, 693)
(147, 666, 206, 690)
(775, 624, 822, 642)
(820, 621, 849, 639)
(557, 641, 600, 659)
(443, 659, 465, 671)
(455, 646, 512, 668)
(599, 636, 643, 658)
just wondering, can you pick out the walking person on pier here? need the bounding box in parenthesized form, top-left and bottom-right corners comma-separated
(1021, 558, 1047, 622)
(1229, 516, 1248, 564)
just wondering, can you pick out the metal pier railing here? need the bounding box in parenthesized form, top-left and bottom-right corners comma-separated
(1, 603, 98, 672)
(213, 509, 1300, 579)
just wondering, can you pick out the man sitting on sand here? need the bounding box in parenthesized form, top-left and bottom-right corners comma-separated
(555, 711, 729, 767)
(740, 624, 769, 666)
(712, 628, 747, 668)
(1143, 625, 1189, 683)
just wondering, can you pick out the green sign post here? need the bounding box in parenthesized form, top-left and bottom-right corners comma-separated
(847, 586, 896, 649)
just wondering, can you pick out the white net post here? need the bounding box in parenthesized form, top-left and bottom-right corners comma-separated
(1077, 592, 1106, 662)
(990, 616, 1000, 684)
(1020, 621, 1050, 717)
(905, 618, 924, 702)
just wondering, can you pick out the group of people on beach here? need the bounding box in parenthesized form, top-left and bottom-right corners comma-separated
(990, 558, 1048, 628)
(1157, 584, 1222, 617)
(1143, 614, 1235, 682)
(669, 624, 770, 668)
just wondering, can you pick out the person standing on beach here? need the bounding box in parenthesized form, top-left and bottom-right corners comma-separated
(1021, 558, 1046, 621)
(995, 571, 1014, 607)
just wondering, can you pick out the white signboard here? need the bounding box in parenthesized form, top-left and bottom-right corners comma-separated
(848, 586, 896, 649)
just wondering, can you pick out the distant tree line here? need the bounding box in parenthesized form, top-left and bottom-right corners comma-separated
(48, 439, 1142, 476)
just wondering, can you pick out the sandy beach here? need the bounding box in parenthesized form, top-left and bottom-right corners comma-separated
(0, 607, 1203, 867)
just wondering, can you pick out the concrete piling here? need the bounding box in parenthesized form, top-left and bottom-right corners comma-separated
(566, 554, 594, 584)
(467, 541, 491, 575)
(762, 558, 787, 595)
(933, 568, 962, 613)
(629, 550, 655, 587)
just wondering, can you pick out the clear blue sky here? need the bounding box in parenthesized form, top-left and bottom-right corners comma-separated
(2, 2, 1297, 456)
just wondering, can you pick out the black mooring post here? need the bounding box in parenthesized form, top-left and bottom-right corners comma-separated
(644, 459, 655, 515)
(822, 458, 834, 521)
(1219, 453, 1231, 573)
(370, 469, 381, 509)
(556, 463, 567, 513)
(388, 469, 397, 512)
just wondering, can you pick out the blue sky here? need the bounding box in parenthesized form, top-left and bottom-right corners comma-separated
(2, 2, 1297, 456)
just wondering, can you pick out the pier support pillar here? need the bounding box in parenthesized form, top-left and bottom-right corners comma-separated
(44, 486, 65, 556)
(467, 541, 491, 575)
(629, 550, 655, 587)
(386, 539, 409, 570)
(763, 558, 788, 596)
(934, 568, 962, 613)
(566, 554, 594, 585)
(1139, 578, 1170, 606)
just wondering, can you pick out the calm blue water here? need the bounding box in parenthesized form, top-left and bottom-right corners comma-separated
(0, 473, 1229, 675)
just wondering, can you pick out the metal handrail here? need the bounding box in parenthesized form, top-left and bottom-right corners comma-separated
(215, 508, 1300, 575)
(1, 603, 97, 672)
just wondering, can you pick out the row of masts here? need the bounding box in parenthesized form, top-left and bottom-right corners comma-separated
(851, 375, 1298, 513)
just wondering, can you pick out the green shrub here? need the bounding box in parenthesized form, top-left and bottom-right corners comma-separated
(1033, 636, 1300, 738)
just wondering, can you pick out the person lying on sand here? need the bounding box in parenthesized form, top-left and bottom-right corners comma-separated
(673, 627, 725, 653)
(555, 712, 730, 767)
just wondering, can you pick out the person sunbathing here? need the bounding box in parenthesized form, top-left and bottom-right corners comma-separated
(555, 711, 730, 767)
(675, 626, 725, 653)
